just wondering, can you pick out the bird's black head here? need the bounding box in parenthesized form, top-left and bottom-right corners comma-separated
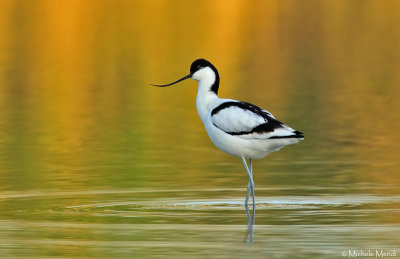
(190, 59, 213, 74)
(190, 59, 220, 94)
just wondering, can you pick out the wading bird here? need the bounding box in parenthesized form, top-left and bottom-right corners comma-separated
(152, 59, 303, 207)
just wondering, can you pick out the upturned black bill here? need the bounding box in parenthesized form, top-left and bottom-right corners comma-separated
(151, 73, 192, 87)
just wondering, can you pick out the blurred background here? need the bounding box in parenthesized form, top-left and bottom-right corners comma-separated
(0, 0, 399, 258)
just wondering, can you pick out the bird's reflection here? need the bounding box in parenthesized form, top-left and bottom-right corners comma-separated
(244, 204, 255, 244)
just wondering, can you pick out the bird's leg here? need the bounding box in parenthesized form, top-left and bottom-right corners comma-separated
(245, 159, 253, 206)
(243, 159, 251, 206)
(249, 158, 255, 207)
(245, 182, 251, 206)
(242, 157, 255, 207)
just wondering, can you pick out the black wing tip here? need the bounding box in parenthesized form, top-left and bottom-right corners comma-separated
(269, 135, 304, 139)
(268, 130, 304, 139)
(294, 130, 304, 138)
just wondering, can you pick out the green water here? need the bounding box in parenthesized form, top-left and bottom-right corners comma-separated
(1, 0, 400, 258)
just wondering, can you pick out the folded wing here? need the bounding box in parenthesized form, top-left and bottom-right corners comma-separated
(211, 101, 303, 139)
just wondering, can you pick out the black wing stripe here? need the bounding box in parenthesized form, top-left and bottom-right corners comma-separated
(211, 101, 238, 116)
(211, 101, 272, 119)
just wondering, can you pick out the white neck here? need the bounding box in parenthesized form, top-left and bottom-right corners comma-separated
(196, 80, 218, 123)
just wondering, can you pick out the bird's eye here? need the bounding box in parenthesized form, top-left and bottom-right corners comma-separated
(197, 65, 203, 70)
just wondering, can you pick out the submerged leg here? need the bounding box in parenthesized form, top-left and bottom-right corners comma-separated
(242, 157, 255, 207)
